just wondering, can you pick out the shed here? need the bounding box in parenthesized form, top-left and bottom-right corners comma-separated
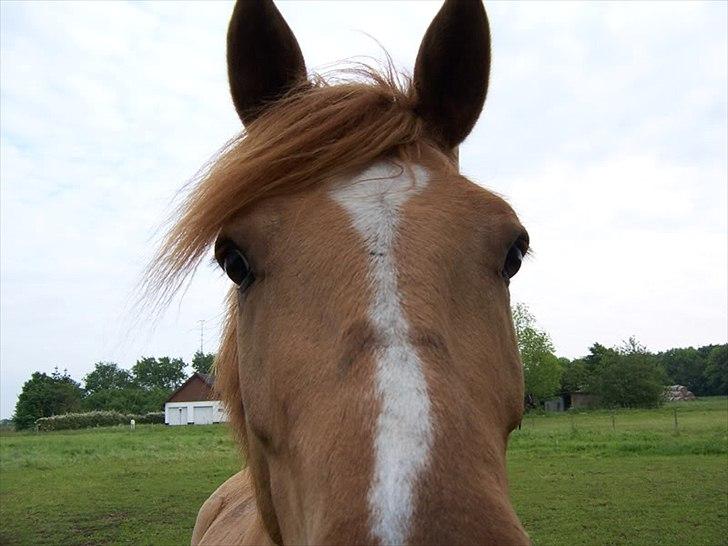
(544, 397, 566, 412)
(569, 392, 600, 410)
(164, 373, 228, 426)
(542, 393, 601, 412)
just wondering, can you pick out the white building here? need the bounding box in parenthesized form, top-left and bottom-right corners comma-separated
(164, 373, 228, 425)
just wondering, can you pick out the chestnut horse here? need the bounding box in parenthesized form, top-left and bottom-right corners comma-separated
(150, 0, 531, 544)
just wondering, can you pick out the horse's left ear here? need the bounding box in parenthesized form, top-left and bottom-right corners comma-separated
(227, 0, 307, 126)
(413, 0, 491, 149)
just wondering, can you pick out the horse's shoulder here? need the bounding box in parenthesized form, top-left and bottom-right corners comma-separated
(191, 469, 271, 546)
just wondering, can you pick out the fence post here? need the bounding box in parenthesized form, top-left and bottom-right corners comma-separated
(673, 407, 679, 435)
(611, 410, 615, 431)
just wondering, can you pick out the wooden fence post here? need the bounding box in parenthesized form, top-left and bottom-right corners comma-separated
(673, 407, 679, 434)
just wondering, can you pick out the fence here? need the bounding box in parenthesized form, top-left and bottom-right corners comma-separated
(517, 398, 726, 436)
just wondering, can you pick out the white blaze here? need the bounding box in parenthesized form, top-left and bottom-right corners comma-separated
(331, 161, 433, 545)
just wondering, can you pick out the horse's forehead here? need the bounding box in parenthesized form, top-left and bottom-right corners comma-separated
(221, 163, 519, 252)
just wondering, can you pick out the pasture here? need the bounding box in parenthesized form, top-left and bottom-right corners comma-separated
(1, 398, 725, 545)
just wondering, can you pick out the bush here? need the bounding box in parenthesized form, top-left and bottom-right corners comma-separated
(35, 410, 164, 431)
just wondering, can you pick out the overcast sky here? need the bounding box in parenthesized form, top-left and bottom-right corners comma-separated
(1, 1, 726, 419)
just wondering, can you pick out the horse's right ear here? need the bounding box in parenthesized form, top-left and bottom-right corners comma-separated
(227, 0, 306, 126)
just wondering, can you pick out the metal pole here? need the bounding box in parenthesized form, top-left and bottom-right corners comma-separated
(197, 319, 205, 354)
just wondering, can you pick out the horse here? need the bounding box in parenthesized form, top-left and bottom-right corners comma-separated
(149, 0, 531, 543)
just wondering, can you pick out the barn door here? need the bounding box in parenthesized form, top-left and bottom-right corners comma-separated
(193, 406, 214, 425)
(169, 407, 188, 425)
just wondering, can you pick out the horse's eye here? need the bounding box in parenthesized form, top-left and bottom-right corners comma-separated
(501, 244, 524, 282)
(221, 248, 255, 290)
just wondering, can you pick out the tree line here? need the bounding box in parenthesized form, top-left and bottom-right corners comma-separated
(514, 303, 727, 408)
(12, 306, 728, 428)
(12, 351, 215, 430)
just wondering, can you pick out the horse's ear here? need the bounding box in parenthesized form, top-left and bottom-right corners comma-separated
(413, 0, 491, 149)
(227, 0, 306, 125)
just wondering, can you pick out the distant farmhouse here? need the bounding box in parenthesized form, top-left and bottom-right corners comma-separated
(164, 373, 228, 426)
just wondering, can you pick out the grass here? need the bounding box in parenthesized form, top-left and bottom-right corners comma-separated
(0, 425, 241, 545)
(1, 397, 726, 545)
(508, 398, 728, 545)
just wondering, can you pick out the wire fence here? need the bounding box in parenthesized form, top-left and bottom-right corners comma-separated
(516, 400, 726, 436)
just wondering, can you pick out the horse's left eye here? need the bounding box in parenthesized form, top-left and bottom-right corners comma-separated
(501, 244, 524, 282)
(219, 247, 255, 291)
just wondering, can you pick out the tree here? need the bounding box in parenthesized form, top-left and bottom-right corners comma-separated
(132, 357, 186, 391)
(192, 351, 215, 375)
(658, 347, 708, 395)
(512, 303, 563, 402)
(79, 358, 187, 414)
(13, 368, 83, 430)
(83, 362, 132, 395)
(591, 337, 665, 408)
(704, 345, 727, 395)
(560, 358, 589, 394)
(583, 343, 618, 367)
(571, 343, 621, 394)
(81, 386, 169, 414)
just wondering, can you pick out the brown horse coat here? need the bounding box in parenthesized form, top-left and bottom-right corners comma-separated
(192, 470, 271, 546)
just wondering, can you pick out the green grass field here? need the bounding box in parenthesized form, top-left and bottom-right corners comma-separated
(1, 398, 726, 545)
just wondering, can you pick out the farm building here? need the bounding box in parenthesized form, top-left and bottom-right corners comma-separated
(569, 392, 601, 409)
(164, 373, 228, 426)
(544, 392, 602, 412)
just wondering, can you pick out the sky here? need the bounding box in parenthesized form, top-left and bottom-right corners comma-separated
(1, 1, 726, 419)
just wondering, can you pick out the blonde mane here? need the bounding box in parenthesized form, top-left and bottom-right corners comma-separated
(147, 66, 453, 448)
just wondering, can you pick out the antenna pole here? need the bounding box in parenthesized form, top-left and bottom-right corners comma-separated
(197, 319, 205, 354)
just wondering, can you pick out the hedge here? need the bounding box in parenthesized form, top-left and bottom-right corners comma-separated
(134, 411, 164, 424)
(35, 410, 164, 431)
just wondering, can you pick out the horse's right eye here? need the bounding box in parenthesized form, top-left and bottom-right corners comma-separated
(216, 241, 255, 291)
